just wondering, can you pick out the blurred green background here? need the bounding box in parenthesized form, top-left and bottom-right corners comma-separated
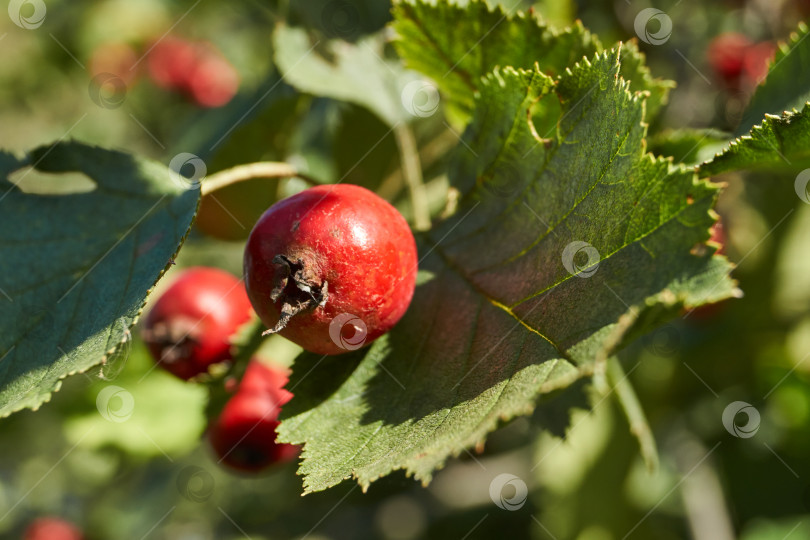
(2, 0, 810, 538)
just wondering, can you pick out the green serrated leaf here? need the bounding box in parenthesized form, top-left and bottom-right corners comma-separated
(280, 249, 583, 493)
(738, 22, 810, 136)
(393, 0, 599, 123)
(617, 40, 675, 122)
(0, 141, 199, 417)
(700, 23, 810, 176)
(279, 48, 736, 494)
(699, 104, 810, 177)
(392, 0, 672, 124)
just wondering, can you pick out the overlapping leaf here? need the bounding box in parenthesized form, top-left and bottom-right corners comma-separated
(738, 22, 810, 136)
(273, 24, 414, 126)
(278, 49, 736, 493)
(701, 23, 810, 176)
(649, 128, 730, 166)
(392, 0, 673, 123)
(699, 105, 810, 177)
(0, 142, 198, 416)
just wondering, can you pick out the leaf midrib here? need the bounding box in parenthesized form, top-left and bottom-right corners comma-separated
(472, 100, 636, 275)
(445, 70, 611, 250)
(434, 164, 707, 320)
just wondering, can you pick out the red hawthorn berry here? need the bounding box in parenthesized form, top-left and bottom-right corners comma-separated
(708, 33, 752, 88)
(24, 518, 83, 540)
(146, 36, 238, 107)
(186, 47, 239, 108)
(209, 360, 298, 472)
(243, 184, 418, 355)
(147, 36, 197, 89)
(142, 267, 253, 380)
(742, 41, 776, 86)
(238, 358, 290, 397)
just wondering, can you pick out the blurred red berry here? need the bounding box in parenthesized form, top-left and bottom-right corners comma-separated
(142, 267, 253, 380)
(187, 50, 239, 107)
(147, 36, 197, 89)
(708, 33, 775, 91)
(209, 360, 299, 472)
(743, 41, 776, 85)
(237, 357, 292, 399)
(24, 518, 83, 540)
(708, 33, 752, 88)
(146, 36, 238, 107)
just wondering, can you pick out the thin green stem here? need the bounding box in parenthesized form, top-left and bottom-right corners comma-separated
(201, 162, 318, 196)
(607, 356, 659, 472)
(393, 124, 431, 231)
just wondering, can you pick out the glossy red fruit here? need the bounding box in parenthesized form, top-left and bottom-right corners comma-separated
(243, 184, 418, 355)
(24, 518, 83, 540)
(142, 267, 253, 380)
(209, 360, 298, 472)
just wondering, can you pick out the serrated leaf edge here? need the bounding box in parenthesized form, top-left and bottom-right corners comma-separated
(0, 148, 201, 418)
(698, 102, 810, 177)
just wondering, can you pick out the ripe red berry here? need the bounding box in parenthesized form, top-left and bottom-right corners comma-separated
(142, 267, 253, 380)
(243, 184, 418, 355)
(24, 518, 83, 540)
(209, 360, 298, 472)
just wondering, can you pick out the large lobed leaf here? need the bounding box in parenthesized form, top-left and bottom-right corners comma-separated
(392, 0, 673, 123)
(0, 142, 198, 416)
(278, 48, 736, 493)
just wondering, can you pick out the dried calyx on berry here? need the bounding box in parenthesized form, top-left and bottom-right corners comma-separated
(142, 267, 253, 380)
(243, 184, 419, 355)
(264, 254, 328, 335)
